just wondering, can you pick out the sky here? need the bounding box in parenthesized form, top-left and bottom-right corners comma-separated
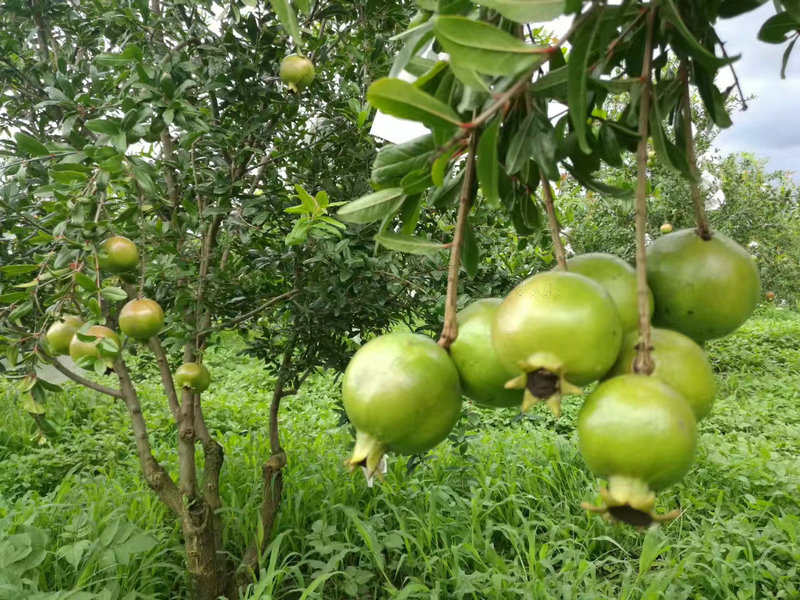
(373, 4, 798, 176)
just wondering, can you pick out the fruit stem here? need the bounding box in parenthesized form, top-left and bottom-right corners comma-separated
(633, 8, 657, 376)
(438, 131, 478, 350)
(541, 174, 567, 271)
(679, 61, 712, 242)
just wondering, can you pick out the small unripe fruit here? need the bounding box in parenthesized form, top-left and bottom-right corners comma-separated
(119, 298, 164, 340)
(69, 325, 121, 362)
(660, 223, 673, 234)
(766, 291, 775, 301)
(45, 315, 84, 355)
(99, 236, 139, 273)
(279, 54, 315, 91)
(174, 362, 211, 393)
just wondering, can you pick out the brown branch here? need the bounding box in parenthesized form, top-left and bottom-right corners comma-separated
(213, 289, 301, 332)
(438, 132, 478, 349)
(194, 397, 223, 511)
(680, 62, 712, 241)
(114, 357, 183, 515)
(541, 175, 567, 270)
(178, 387, 199, 499)
(633, 8, 657, 376)
(149, 336, 181, 421)
(45, 355, 125, 399)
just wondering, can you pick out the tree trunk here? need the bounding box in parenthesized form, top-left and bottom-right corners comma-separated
(183, 501, 229, 600)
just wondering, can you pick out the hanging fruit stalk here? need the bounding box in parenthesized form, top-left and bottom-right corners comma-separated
(438, 131, 478, 349)
(633, 8, 657, 376)
(541, 173, 567, 271)
(680, 61, 712, 241)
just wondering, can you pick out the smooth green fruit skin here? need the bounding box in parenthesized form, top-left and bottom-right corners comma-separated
(608, 328, 716, 420)
(647, 229, 761, 342)
(46, 315, 84, 355)
(119, 298, 164, 340)
(449, 299, 522, 408)
(492, 271, 623, 385)
(567, 253, 654, 332)
(279, 55, 315, 89)
(175, 362, 211, 393)
(342, 333, 462, 455)
(100, 236, 139, 273)
(578, 374, 697, 492)
(69, 325, 121, 362)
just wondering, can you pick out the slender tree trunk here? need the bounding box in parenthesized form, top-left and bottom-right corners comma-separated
(183, 502, 228, 600)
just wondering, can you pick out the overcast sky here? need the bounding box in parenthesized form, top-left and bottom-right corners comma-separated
(714, 3, 799, 176)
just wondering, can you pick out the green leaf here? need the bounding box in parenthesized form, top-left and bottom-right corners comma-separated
(100, 287, 127, 302)
(86, 119, 120, 136)
(476, 116, 501, 208)
(0, 264, 41, 275)
(285, 219, 310, 246)
(470, 0, 565, 23)
(23, 393, 46, 415)
(94, 357, 107, 376)
(367, 78, 462, 132)
(462, 220, 479, 277)
(14, 133, 50, 157)
(662, 0, 736, 69)
(295, 184, 318, 212)
(389, 22, 435, 78)
(8, 302, 33, 323)
(433, 16, 545, 76)
(758, 11, 799, 43)
(568, 11, 600, 154)
(269, 0, 302, 47)
(431, 151, 451, 187)
(399, 195, 424, 235)
(401, 168, 433, 195)
(372, 135, 435, 188)
(96, 44, 142, 66)
(337, 188, 406, 224)
(0, 292, 29, 304)
(75, 273, 99, 292)
(782, 35, 798, 78)
(375, 232, 446, 255)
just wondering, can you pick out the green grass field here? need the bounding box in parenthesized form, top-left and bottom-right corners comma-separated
(1, 306, 799, 599)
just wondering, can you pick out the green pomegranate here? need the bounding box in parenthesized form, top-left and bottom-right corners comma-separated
(119, 298, 164, 340)
(99, 236, 139, 273)
(608, 328, 716, 420)
(492, 271, 623, 414)
(567, 253, 654, 332)
(174, 362, 211, 393)
(578, 374, 697, 526)
(279, 54, 315, 91)
(342, 332, 462, 477)
(449, 299, 522, 409)
(647, 229, 761, 342)
(45, 315, 84, 355)
(69, 325, 121, 363)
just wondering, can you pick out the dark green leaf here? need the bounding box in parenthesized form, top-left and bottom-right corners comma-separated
(338, 188, 406, 224)
(269, 0, 302, 46)
(401, 168, 434, 195)
(372, 135, 436, 188)
(100, 287, 127, 302)
(375, 232, 446, 255)
(0, 264, 41, 275)
(568, 11, 600, 154)
(14, 133, 50, 157)
(470, 0, 564, 22)
(399, 195, 424, 235)
(758, 11, 799, 43)
(367, 78, 462, 133)
(476, 116, 501, 208)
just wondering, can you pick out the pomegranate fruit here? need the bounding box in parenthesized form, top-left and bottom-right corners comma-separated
(119, 298, 164, 340)
(342, 332, 461, 477)
(578, 374, 697, 526)
(45, 315, 83, 355)
(647, 229, 761, 342)
(492, 271, 622, 414)
(279, 54, 315, 91)
(566, 253, 653, 332)
(174, 362, 211, 393)
(607, 328, 716, 420)
(69, 325, 121, 363)
(449, 299, 522, 409)
(99, 236, 139, 273)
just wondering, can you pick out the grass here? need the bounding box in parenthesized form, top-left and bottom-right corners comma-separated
(1, 305, 799, 599)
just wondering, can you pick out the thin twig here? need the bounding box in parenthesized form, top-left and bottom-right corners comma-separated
(633, 8, 657, 376)
(438, 132, 478, 349)
(212, 289, 301, 332)
(42, 354, 125, 399)
(540, 175, 567, 270)
(680, 62, 712, 241)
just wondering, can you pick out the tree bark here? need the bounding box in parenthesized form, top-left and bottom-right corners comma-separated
(182, 503, 228, 600)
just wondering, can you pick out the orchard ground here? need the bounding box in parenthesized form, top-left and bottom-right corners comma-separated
(1, 305, 798, 599)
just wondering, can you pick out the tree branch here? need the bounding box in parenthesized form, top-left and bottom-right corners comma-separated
(149, 336, 181, 421)
(178, 387, 199, 499)
(541, 175, 567, 270)
(44, 355, 125, 399)
(213, 289, 301, 332)
(114, 357, 183, 515)
(680, 61, 712, 241)
(438, 132, 477, 349)
(633, 8, 657, 376)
